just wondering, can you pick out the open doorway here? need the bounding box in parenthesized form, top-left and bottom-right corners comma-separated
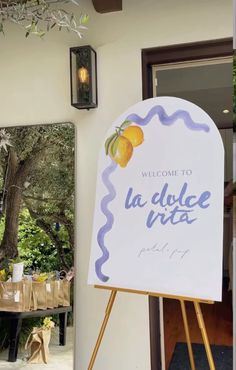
(152, 58, 233, 368)
(142, 39, 233, 370)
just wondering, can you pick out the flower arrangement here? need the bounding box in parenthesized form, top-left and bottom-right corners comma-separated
(42, 316, 55, 330)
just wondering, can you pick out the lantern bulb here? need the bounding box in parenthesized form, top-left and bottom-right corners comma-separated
(78, 67, 89, 84)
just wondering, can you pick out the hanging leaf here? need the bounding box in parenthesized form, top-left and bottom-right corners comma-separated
(0, 23, 4, 36)
(80, 14, 89, 25)
(70, 0, 80, 5)
(0, 0, 88, 38)
(39, 31, 45, 38)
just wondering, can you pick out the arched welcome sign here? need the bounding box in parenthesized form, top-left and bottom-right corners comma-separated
(88, 97, 224, 301)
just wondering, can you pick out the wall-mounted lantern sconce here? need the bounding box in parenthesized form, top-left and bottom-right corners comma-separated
(70, 45, 98, 110)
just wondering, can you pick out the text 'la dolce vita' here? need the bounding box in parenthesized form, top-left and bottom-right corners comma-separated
(124, 182, 211, 228)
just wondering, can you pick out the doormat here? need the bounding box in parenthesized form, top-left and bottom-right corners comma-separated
(169, 342, 233, 370)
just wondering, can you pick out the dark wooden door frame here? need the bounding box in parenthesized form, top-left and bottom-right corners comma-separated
(141, 37, 233, 370)
(92, 0, 122, 13)
(142, 38, 233, 101)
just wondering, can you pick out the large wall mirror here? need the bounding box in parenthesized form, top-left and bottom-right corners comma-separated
(0, 123, 75, 369)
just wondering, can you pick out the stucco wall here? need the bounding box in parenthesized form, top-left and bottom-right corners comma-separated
(0, 0, 232, 369)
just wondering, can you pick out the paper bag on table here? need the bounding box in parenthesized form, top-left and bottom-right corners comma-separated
(32, 282, 47, 310)
(58, 280, 71, 306)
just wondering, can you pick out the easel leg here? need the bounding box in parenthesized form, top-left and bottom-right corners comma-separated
(88, 290, 117, 370)
(194, 301, 216, 370)
(180, 300, 196, 370)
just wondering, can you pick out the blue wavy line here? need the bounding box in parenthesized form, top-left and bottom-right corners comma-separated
(126, 105, 210, 132)
(95, 160, 117, 282)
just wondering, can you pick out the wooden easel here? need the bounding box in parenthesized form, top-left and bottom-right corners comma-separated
(88, 286, 216, 370)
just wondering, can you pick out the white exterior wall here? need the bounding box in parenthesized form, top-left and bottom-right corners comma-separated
(0, 0, 232, 369)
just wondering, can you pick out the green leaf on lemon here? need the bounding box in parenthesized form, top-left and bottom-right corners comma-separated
(105, 133, 117, 155)
(120, 120, 132, 130)
(110, 136, 119, 158)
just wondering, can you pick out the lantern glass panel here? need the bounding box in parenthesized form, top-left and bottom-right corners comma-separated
(91, 50, 97, 106)
(71, 51, 78, 106)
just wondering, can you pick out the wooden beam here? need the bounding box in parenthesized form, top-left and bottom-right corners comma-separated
(92, 0, 122, 13)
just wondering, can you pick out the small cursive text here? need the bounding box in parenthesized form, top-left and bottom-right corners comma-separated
(138, 242, 190, 260)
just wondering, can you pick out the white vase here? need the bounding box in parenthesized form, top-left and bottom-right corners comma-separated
(12, 262, 24, 282)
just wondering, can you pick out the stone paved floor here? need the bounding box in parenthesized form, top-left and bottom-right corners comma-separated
(0, 327, 74, 370)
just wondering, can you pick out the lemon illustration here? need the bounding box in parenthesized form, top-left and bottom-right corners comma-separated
(105, 121, 144, 168)
(109, 135, 133, 168)
(122, 125, 144, 147)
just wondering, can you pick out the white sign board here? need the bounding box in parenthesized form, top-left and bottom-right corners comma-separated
(88, 97, 224, 301)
